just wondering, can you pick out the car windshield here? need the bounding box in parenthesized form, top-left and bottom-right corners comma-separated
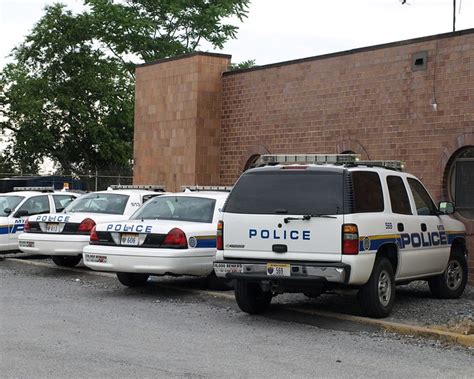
(64, 193, 129, 215)
(131, 196, 216, 223)
(224, 170, 344, 215)
(0, 196, 25, 217)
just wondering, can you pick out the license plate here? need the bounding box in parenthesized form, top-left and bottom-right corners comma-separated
(266, 263, 291, 276)
(19, 240, 34, 248)
(214, 263, 243, 274)
(84, 254, 107, 263)
(121, 233, 139, 246)
(46, 223, 61, 233)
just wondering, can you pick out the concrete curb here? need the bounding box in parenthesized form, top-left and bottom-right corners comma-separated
(5, 258, 473, 348)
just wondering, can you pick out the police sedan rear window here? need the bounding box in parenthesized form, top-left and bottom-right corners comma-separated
(224, 170, 344, 215)
(131, 196, 216, 223)
(64, 193, 129, 215)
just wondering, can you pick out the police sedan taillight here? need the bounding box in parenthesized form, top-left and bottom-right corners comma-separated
(342, 224, 359, 255)
(162, 228, 187, 248)
(78, 218, 96, 233)
(217, 220, 223, 250)
(90, 226, 99, 244)
(24, 220, 30, 233)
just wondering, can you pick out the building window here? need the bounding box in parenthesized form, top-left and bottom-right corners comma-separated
(447, 147, 474, 219)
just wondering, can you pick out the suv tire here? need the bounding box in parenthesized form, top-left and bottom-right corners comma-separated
(51, 255, 82, 267)
(234, 280, 272, 314)
(428, 249, 468, 299)
(116, 272, 149, 287)
(358, 257, 395, 318)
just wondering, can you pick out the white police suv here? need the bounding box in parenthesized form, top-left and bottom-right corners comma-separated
(18, 185, 165, 267)
(0, 187, 78, 251)
(214, 154, 468, 318)
(83, 187, 230, 288)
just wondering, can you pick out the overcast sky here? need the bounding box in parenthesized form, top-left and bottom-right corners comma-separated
(1, 0, 474, 69)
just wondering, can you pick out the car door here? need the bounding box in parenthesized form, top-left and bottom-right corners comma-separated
(385, 175, 419, 279)
(9, 195, 51, 248)
(404, 177, 448, 276)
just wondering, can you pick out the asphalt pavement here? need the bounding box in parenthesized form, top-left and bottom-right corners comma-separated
(1, 259, 473, 378)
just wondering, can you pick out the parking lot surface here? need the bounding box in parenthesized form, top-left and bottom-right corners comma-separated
(1, 258, 473, 378)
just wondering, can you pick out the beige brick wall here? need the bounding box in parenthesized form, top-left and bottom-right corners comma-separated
(220, 31, 474, 282)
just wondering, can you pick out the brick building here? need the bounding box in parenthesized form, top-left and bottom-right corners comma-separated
(133, 29, 474, 281)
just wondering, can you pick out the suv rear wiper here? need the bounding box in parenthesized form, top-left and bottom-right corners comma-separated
(284, 214, 336, 223)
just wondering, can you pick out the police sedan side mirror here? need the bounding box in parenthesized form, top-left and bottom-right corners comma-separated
(438, 201, 455, 215)
(4, 208, 12, 215)
(14, 209, 29, 218)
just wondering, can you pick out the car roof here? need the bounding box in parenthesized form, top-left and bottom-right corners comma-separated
(246, 164, 407, 175)
(161, 191, 229, 200)
(88, 189, 165, 196)
(2, 191, 53, 196)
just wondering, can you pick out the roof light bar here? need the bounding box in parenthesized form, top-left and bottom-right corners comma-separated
(13, 186, 55, 192)
(181, 185, 233, 192)
(257, 154, 360, 165)
(356, 160, 405, 171)
(109, 185, 165, 191)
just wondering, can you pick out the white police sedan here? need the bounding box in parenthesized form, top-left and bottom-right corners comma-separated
(18, 186, 165, 267)
(82, 188, 229, 288)
(0, 187, 78, 251)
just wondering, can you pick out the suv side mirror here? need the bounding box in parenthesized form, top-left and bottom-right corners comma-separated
(438, 201, 455, 215)
(14, 209, 29, 218)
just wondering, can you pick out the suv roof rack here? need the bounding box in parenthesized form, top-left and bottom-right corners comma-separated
(109, 185, 165, 192)
(253, 154, 405, 171)
(181, 185, 233, 192)
(13, 186, 55, 192)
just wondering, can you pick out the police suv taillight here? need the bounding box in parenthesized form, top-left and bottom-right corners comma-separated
(162, 228, 187, 248)
(217, 221, 223, 250)
(90, 226, 99, 244)
(342, 224, 359, 255)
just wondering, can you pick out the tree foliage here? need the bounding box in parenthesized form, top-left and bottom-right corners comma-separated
(0, 0, 250, 175)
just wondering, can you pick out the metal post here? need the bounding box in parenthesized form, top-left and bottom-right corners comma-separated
(95, 167, 98, 191)
(453, 0, 456, 32)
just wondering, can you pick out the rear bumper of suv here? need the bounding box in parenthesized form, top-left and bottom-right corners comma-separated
(213, 259, 350, 284)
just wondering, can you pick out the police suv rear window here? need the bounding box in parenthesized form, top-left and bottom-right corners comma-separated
(224, 171, 344, 215)
(352, 171, 384, 213)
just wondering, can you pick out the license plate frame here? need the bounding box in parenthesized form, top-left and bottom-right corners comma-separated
(121, 233, 139, 246)
(46, 223, 61, 233)
(266, 263, 291, 277)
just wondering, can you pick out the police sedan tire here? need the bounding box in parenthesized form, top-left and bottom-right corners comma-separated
(116, 273, 149, 287)
(51, 255, 82, 267)
(358, 257, 395, 318)
(428, 249, 468, 299)
(234, 280, 272, 314)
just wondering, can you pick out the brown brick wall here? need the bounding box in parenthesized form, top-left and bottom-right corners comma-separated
(133, 53, 230, 191)
(220, 32, 474, 282)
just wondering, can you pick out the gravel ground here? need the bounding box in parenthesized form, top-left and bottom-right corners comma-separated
(4, 253, 474, 335)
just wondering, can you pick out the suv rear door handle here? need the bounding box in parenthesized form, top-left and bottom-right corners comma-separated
(272, 244, 287, 253)
(397, 223, 404, 232)
(421, 223, 427, 232)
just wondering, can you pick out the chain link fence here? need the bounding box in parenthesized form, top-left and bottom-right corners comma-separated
(0, 172, 133, 193)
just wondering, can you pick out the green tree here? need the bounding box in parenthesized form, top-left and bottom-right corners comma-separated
(0, 0, 250, 176)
